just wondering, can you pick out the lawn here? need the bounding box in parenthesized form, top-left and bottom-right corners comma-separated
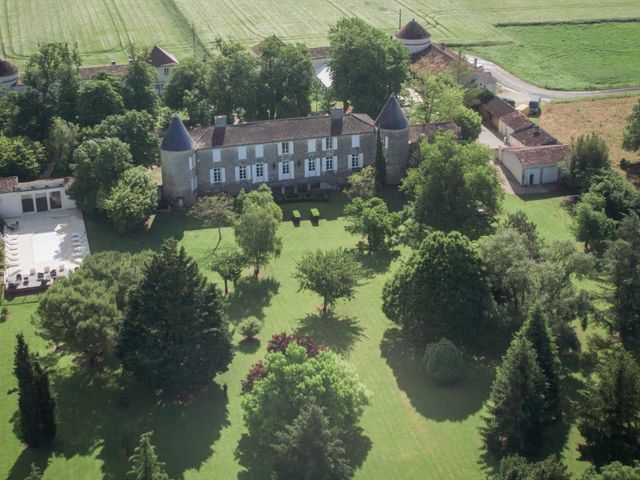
(0, 192, 590, 479)
(471, 22, 640, 90)
(3, 0, 640, 90)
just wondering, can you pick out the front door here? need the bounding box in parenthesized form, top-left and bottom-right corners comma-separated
(529, 173, 535, 186)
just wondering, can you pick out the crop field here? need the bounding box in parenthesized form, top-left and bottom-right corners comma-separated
(0, 192, 593, 480)
(2, 0, 640, 88)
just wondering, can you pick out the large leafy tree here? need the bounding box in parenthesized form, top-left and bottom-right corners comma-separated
(402, 132, 502, 238)
(211, 246, 246, 295)
(504, 210, 541, 259)
(0, 91, 53, 141)
(68, 137, 133, 212)
(495, 455, 571, 480)
(235, 205, 282, 277)
(188, 194, 236, 250)
(382, 231, 495, 341)
(88, 110, 159, 166)
(123, 47, 159, 116)
(0, 135, 46, 180)
(346, 165, 376, 200)
(119, 239, 233, 392)
(481, 336, 547, 458)
(77, 79, 125, 127)
(344, 197, 394, 251)
(127, 431, 171, 480)
(104, 166, 158, 234)
(622, 98, 640, 152)
(294, 248, 361, 314)
(13, 334, 56, 448)
(571, 192, 616, 254)
(164, 58, 208, 111)
(564, 133, 610, 192)
(577, 348, 640, 466)
(23, 42, 81, 101)
(329, 18, 409, 117)
(47, 117, 80, 176)
(271, 403, 354, 480)
(581, 461, 640, 480)
(256, 36, 314, 120)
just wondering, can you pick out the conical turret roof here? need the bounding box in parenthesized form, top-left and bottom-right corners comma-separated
(395, 19, 431, 40)
(161, 116, 194, 152)
(375, 96, 409, 131)
(0, 58, 18, 77)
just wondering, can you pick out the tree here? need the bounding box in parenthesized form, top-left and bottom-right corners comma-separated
(24, 463, 43, 480)
(411, 72, 464, 124)
(234, 205, 283, 276)
(104, 166, 158, 233)
(47, 117, 80, 175)
(88, 110, 159, 166)
(402, 133, 502, 238)
(164, 58, 208, 111)
(571, 192, 616, 254)
(496, 455, 571, 480)
(256, 36, 314, 119)
(123, 47, 159, 116)
(188, 194, 236, 250)
(577, 348, 640, 466)
(127, 431, 170, 480)
(504, 211, 541, 259)
(329, 18, 409, 117)
(518, 303, 562, 422)
(241, 342, 370, 446)
(13, 335, 56, 448)
(239, 318, 261, 340)
(481, 336, 547, 458)
(23, 42, 81, 100)
(0, 91, 53, 141)
(344, 197, 394, 251)
(68, 138, 133, 212)
(423, 338, 465, 384)
(294, 248, 361, 314)
(272, 402, 354, 480)
(119, 239, 233, 392)
(0, 135, 46, 180)
(565, 133, 610, 192)
(587, 171, 640, 221)
(237, 183, 283, 221)
(581, 462, 640, 480)
(77, 79, 125, 127)
(622, 98, 640, 152)
(211, 246, 246, 294)
(346, 165, 376, 199)
(375, 129, 386, 193)
(453, 106, 482, 142)
(383, 231, 495, 342)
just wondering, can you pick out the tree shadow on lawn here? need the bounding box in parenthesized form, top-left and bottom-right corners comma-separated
(6, 442, 52, 480)
(353, 247, 400, 276)
(237, 338, 261, 355)
(8, 364, 230, 480)
(224, 276, 280, 323)
(380, 328, 494, 422)
(295, 313, 366, 354)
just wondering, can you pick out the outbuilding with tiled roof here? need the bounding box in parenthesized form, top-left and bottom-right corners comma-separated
(500, 144, 568, 186)
(395, 19, 432, 54)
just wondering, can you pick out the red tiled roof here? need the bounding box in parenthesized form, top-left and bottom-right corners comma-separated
(79, 64, 126, 81)
(409, 122, 461, 143)
(0, 58, 18, 77)
(510, 125, 558, 147)
(0, 176, 18, 193)
(506, 145, 569, 166)
(148, 46, 178, 67)
(500, 111, 532, 130)
(308, 46, 330, 60)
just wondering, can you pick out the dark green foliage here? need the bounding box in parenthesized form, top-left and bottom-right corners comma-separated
(481, 336, 546, 458)
(344, 197, 394, 251)
(47, 117, 80, 176)
(88, 110, 159, 166)
(103, 166, 158, 233)
(504, 210, 541, 258)
(211, 246, 246, 294)
(346, 165, 376, 199)
(119, 239, 233, 392)
(375, 129, 386, 194)
(13, 334, 56, 448)
(164, 58, 208, 111)
(239, 317, 261, 340)
(402, 133, 502, 238)
(587, 171, 640, 221)
(22, 42, 81, 100)
(123, 48, 159, 117)
(622, 98, 640, 152)
(577, 348, 640, 466)
(329, 18, 409, 117)
(77, 79, 125, 127)
(496, 455, 571, 480)
(235, 204, 283, 276)
(271, 403, 354, 480)
(127, 431, 170, 480)
(581, 461, 640, 480)
(68, 137, 133, 212)
(565, 133, 610, 192)
(382, 231, 495, 342)
(453, 107, 482, 142)
(0, 135, 46, 180)
(518, 304, 562, 421)
(423, 338, 464, 384)
(0, 91, 53, 141)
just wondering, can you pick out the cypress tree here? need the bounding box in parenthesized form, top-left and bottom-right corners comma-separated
(481, 336, 547, 458)
(518, 303, 562, 422)
(127, 431, 170, 480)
(578, 348, 640, 466)
(374, 129, 386, 196)
(119, 239, 233, 392)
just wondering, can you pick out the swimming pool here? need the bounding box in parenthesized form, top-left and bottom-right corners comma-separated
(32, 231, 63, 264)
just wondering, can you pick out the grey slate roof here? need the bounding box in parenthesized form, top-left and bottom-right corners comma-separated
(161, 116, 195, 152)
(201, 113, 375, 149)
(396, 19, 431, 40)
(375, 96, 409, 131)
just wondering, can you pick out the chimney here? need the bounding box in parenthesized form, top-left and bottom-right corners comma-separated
(474, 57, 478, 67)
(331, 107, 343, 121)
(214, 115, 227, 127)
(110, 60, 116, 66)
(533, 126, 540, 136)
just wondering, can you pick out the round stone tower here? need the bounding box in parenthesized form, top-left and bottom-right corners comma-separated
(395, 19, 432, 54)
(375, 96, 410, 185)
(0, 58, 19, 92)
(160, 115, 197, 207)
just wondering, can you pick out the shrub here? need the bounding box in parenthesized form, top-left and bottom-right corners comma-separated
(620, 158, 630, 171)
(292, 210, 301, 221)
(423, 338, 464, 384)
(0, 307, 8, 322)
(239, 317, 261, 340)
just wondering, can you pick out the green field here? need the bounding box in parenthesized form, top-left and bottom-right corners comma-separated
(471, 22, 640, 90)
(0, 192, 593, 480)
(2, 0, 640, 90)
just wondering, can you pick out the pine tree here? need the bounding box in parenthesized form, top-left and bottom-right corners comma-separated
(374, 129, 386, 196)
(518, 303, 562, 422)
(24, 463, 43, 480)
(127, 432, 170, 480)
(578, 348, 640, 466)
(481, 336, 547, 458)
(119, 239, 233, 392)
(271, 402, 354, 480)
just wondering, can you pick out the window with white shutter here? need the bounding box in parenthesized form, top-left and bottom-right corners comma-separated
(351, 135, 360, 148)
(188, 156, 194, 170)
(323, 137, 334, 151)
(255, 144, 264, 158)
(384, 136, 389, 149)
(238, 165, 248, 181)
(212, 149, 221, 163)
(279, 141, 290, 155)
(350, 153, 360, 169)
(324, 156, 335, 172)
(210, 168, 224, 184)
(238, 146, 247, 160)
(307, 139, 316, 153)
(191, 176, 197, 191)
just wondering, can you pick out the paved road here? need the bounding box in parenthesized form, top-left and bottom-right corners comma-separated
(467, 55, 640, 102)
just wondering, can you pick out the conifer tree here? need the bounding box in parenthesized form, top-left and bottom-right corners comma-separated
(481, 336, 547, 458)
(578, 348, 640, 466)
(375, 129, 386, 195)
(127, 432, 170, 480)
(518, 303, 562, 422)
(119, 239, 233, 392)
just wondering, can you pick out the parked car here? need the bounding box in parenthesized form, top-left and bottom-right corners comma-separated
(529, 95, 542, 115)
(501, 97, 516, 107)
